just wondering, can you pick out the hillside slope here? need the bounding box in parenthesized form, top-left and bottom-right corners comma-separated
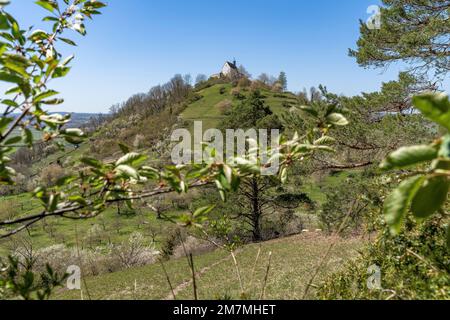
(181, 83, 299, 131)
(54, 233, 364, 300)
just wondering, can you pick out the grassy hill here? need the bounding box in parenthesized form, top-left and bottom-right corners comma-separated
(181, 84, 299, 131)
(54, 233, 364, 300)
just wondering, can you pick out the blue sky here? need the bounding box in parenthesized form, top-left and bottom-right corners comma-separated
(6, 0, 448, 113)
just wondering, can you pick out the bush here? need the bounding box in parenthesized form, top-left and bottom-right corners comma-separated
(110, 232, 158, 269)
(318, 218, 450, 300)
(27, 232, 159, 277)
(250, 80, 270, 91)
(319, 177, 379, 236)
(231, 88, 245, 100)
(238, 77, 251, 88)
(160, 229, 180, 260)
(133, 134, 145, 149)
(0, 199, 20, 222)
(272, 82, 283, 92)
(39, 164, 65, 188)
(187, 92, 203, 103)
(261, 210, 305, 240)
(173, 236, 215, 259)
(216, 99, 233, 115)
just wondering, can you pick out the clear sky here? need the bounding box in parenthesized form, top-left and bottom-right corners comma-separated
(6, 0, 449, 113)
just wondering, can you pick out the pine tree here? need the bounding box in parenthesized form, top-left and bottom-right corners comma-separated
(350, 0, 450, 77)
(278, 72, 288, 91)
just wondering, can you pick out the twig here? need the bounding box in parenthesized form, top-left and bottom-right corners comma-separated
(249, 245, 262, 289)
(159, 259, 176, 300)
(75, 226, 91, 300)
(406, 248, 440, 273)
(177, 230, 198, 300)
(230, 251, 245, 296)
(189, 254, 198, 301)
(259, 251, 272, 300)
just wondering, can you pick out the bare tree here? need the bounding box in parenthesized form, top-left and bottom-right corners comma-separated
(195, 74, 207, 84)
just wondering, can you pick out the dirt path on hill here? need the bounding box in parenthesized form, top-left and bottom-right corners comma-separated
(164, 254, 232, 300)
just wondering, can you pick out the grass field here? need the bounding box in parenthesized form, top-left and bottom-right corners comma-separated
(54, 233, 364, 300)
(181, 84, 233, 131)
(0, 204, 175, 256)
(181, 84, 299, 131)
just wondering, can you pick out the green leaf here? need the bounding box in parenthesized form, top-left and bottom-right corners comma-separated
(51, 66, 71, 78)
(0, 117, 13, 133)
(4, 135, 21, 145)
(380, 145, 438, 171)
(61, 128, 84, 137)
(314, 136, 336, 146)
(280, 167, 288, 184)
(68, 195, 87, 206)
(326, 113, 349, 126)
(80, 157, 102, 169)
(299, 105, 318, 117)
(115, 152, 147, 167)
(411, 177, 450, 219)
(413, 93, 450, 131)
(35, 1, 57, 13)
(0, 71, 23, 83)
(21, 128, 33, 146)
(115, 165, 139, 180)
(383, 175, 425, 235)
(33, 90, 58, 103)
(0, 12, 10, 30)
(58, 37, 77, 46)
(193, 206, 215, 218)
(118, 143, 130, 154)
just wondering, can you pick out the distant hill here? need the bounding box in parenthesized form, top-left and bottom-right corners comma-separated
(10, 112, 101, 133)
(181, 83, 299, 131)
(62, 112, 104, 128)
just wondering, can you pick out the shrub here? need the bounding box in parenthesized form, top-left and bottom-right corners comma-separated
(216, 99, 233, 115)
(187, 92, 203, 103)
(261, 210, 305, 240)
(282, 101, 293, 109)
(160, 229, 180, 260)
(272, 82, 284, 92)
(250, 80, 270, 91)
(173, 236, 215, 259)
(231, 88, 245, 100)
(110, 232, 158, 269)
(0, 199, 20, 222)
(26, 233, 159, 277)
(39, 164, 65, 188)
(318, 218, 450, 300)
(133, 134, 146, 149)
(238, 77, 251, 88)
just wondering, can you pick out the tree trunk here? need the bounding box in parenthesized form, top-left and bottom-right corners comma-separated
(251, 177, 263, 242)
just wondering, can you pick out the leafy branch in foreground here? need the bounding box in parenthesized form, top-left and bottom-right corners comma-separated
(381, 93, 450, 242)
(0, 255, 67, 300)
(0, 0, 106, 185)
(0, 0, 106, 299)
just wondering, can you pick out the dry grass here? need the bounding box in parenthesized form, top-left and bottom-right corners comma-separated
(53, 233, 364, 300)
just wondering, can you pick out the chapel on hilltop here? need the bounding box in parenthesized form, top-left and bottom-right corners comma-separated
(212, 60, 242, 79)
